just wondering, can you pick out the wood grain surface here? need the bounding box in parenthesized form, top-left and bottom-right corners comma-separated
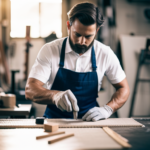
(0, 128, 123, 150)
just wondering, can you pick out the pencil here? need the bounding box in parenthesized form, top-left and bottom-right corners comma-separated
(73, 111, 78, 119)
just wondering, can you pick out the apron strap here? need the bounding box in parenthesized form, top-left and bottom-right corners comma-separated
(59, 37, 97, 71)
(59, 38, 67, 67)
(91, 46, 97, 71)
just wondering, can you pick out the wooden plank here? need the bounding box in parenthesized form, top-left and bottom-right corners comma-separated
(0, 41, 10, 84)
(0, 118, 144, 129)
(119, 35, 149, 117)
(103, 127, 131, 148)
(24, 26, 31, 80)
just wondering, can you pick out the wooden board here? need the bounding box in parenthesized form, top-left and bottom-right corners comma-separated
(0, 118, 144, 129)
(46, 118, 144, 127)
(0, 41, 10, 84)
(119, 35, 150, 117)
(0, 128, 124, 150)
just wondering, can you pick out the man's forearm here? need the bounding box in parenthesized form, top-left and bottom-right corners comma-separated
(25, 80, 59, 105)
(106, 87, 130, 112)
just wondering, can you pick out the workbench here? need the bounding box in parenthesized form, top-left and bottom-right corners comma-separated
(0, 118, 150, 150)
(0, 104, 32, 118)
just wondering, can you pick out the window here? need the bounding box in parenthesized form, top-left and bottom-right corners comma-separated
(10, 0, 62, 38)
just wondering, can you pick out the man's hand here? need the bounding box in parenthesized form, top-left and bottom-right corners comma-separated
(82, 105, 113, 121)
(52, 89, 79, 112)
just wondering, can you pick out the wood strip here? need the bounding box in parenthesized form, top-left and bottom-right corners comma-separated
(0, 41, 10, 84)
(103, 126, 128, 143)
(48, 133, 74, 144)
(36, 131, 65, 140)
(24, 26, 31, 80)
(103, 127, 131, 148)
(116, 132, 128, 143)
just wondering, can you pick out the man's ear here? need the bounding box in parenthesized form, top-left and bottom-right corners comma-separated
(66, 21, 71, 30)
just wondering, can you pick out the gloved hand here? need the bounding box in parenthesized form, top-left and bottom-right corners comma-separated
(82, 105, 113, 122)
(52, 89, 79, 112)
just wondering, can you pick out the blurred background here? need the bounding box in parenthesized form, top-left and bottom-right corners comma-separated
(0, 0, 150, 118)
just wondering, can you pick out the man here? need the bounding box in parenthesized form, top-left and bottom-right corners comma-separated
(25, 2, 130, 121)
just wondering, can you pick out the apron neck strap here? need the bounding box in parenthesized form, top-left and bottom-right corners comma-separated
(59, 38, 97, 71)
(59, 38, 67, 68)
(91, 46, 97, 71)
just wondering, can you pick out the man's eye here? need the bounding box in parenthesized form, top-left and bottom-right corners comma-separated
(85, 36, 91, 39)
(75, 33, 81, 37)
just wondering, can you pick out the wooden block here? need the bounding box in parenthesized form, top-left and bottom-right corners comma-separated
(44, 123, 58, 132)
(1, 94, 16, 108)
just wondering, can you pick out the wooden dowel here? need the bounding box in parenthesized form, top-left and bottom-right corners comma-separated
(48, 133, 74, 144)
(36, 131, 65, 140)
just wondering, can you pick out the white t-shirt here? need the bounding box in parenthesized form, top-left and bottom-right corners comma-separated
(29, 37, 126, 91)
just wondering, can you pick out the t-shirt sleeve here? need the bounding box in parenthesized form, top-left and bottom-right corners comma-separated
(105, 47, 126, 84)
(28, 44, 51, 83)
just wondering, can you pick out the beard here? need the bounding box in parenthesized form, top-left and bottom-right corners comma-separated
(69, 34, 95, 54)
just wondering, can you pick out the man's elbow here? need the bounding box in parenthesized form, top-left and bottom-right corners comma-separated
(125, 86, 130, 101)
(25, 85, 32, 101)
(127, 82, 130, 95)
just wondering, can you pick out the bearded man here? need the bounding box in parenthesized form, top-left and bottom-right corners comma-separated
(25, 2, 130, 121)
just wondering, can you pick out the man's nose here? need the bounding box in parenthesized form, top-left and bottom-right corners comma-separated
(79, 36, 86, 45)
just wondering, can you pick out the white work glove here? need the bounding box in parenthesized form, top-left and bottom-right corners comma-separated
(82, 105, 113, 122)
(53, 89, 79, 112)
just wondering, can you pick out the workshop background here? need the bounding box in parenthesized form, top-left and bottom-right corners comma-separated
(0, 0, 150, 118)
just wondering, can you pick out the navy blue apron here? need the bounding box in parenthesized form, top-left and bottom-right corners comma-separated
(44, 38, 99, 118)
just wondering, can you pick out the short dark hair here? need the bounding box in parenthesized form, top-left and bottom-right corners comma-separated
(67, 2, 104, 27)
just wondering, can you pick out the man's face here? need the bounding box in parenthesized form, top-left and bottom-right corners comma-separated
(67, 18, 98, 54)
